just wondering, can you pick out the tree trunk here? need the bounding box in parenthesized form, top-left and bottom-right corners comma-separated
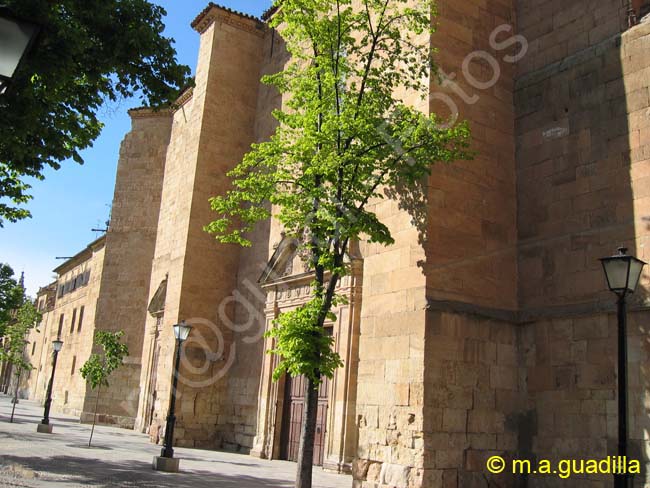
(88, 385, 101, 447)
(10, 371, 20, 423)
(295, 374, 321, 488)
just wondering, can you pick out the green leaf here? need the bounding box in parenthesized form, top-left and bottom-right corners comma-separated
(0, 0, 193, 225)
(80, 330, 129, 390)
(206, 0, 472, 387)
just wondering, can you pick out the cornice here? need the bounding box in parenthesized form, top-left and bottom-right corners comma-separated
(128, 87, 194, 119)
(173, 87, 194, 109)
(426, 297, 650, 324)
(127, 107, 173, 119)
(191, 3, 266, 37)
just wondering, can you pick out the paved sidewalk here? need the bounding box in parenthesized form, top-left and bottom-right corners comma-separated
(0, 395, 350, 488)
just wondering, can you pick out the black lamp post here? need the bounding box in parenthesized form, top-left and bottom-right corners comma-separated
(37, 339, 63, 434)
(600, 247, 646, 488)
(0, 7, 40, 94)
(153, 321, 192, 472)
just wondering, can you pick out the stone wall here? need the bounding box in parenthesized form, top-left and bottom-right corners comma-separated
(354, 4, 650, 488)
(514, 18, 650, 488)
(218, 25, 285, 453)
(520, 312, 640, 488)
(516, 0, 629, 76)
(175, 9, 264, 449)
(22, 239, 106, 419)
(136, 6, 266, 450)
(20, 285, 56, 402)
(14, 3, 650, 487)
(353, 0, 520, 485)
(84, 111, 172, 427)
(426, 0, 518, 310)
(423, 311, 522, 488)
(515, 16, 650, 309)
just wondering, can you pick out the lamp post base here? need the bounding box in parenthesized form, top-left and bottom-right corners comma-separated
(152, 456, 180, 473)
(614, 473, 632, 488)
(36, 423, 53, 434)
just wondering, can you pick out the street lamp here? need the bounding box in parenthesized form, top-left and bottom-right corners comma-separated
(600, 247, 646, 488)
(37, 339, 63, 434)
(0, 7, 40, 94)
(153, 321, 192, 473)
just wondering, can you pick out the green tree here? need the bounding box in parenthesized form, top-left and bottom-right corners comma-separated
(0, 300, 40, 423)
(0, 300, 40, 371)
(205, 1, 471, 486)
(80, 330, 129, 446)
(0, 264, 24, 337)
(0, 0, 193, 226)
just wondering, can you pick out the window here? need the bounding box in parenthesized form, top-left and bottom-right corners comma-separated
(57, 270, 91, 299)
(57, 314, 64, 338)
(64, 391, 69, 404)
(31, 342, 36, 356)
(78, 306, 84, 332)
(70, 308, 77, 334)
(71, 356, 76, 375)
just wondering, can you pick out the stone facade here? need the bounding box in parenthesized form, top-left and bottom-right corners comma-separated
(20, 237, 105, 417)
(85, 109, 173, 428)
(16, 1, 650, 487)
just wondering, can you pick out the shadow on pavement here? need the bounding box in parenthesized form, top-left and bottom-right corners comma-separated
(66, 444, 113, 451)
(0, 411, 80, 425)
(0, 431, 41, 442)
(0, 418, 33, 425)
(178, 454, 259, 468)
(0, 455, 295, 488)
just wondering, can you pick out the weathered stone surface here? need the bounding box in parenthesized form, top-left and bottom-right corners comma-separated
(152, 456, 180, 473)
(36, 423, 53, 434)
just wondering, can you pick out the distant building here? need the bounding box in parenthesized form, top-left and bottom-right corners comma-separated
(21, 237, 105, 417)
(20, 2, 650, 487)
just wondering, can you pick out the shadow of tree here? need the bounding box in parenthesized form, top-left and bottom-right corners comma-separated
(66, 443, 113, 451)
(0, 455, 295, 488)
(384, 174, 429, 252)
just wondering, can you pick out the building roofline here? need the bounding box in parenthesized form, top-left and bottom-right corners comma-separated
(261, 5, 279, 21)
(191, 3, 265, 33)
(53, 235, 106, 275)
(36, 281, 57, 295)
(127, 107, 174, 119)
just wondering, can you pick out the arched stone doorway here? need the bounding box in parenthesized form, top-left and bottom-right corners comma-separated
(251, 236, 363, 473)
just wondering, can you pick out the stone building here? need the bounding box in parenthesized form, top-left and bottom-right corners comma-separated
(19, 1, 650, 487)
(20, 237, 106, 416)
(13, 282, 56, 399)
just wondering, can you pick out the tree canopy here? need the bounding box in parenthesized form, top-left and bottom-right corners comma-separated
(206, 0, 471, 485)
(0, 300, 41, 373)
(206, 0, 470, 383)
(0, 264, 35, 374)
(79, 329, 129, 446)
(80, 330, 129, 389)
(0, 0, 192, 226)
(0, 263, 24, 336)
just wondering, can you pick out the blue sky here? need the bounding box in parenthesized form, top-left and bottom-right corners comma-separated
(0, 1, 271, 296)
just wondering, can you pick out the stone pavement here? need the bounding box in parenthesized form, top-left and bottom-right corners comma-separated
(0, 395, 351, 488)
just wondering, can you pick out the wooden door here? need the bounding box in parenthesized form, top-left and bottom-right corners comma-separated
(146, 344, 160, 430)
(281, 373, 330, 466)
